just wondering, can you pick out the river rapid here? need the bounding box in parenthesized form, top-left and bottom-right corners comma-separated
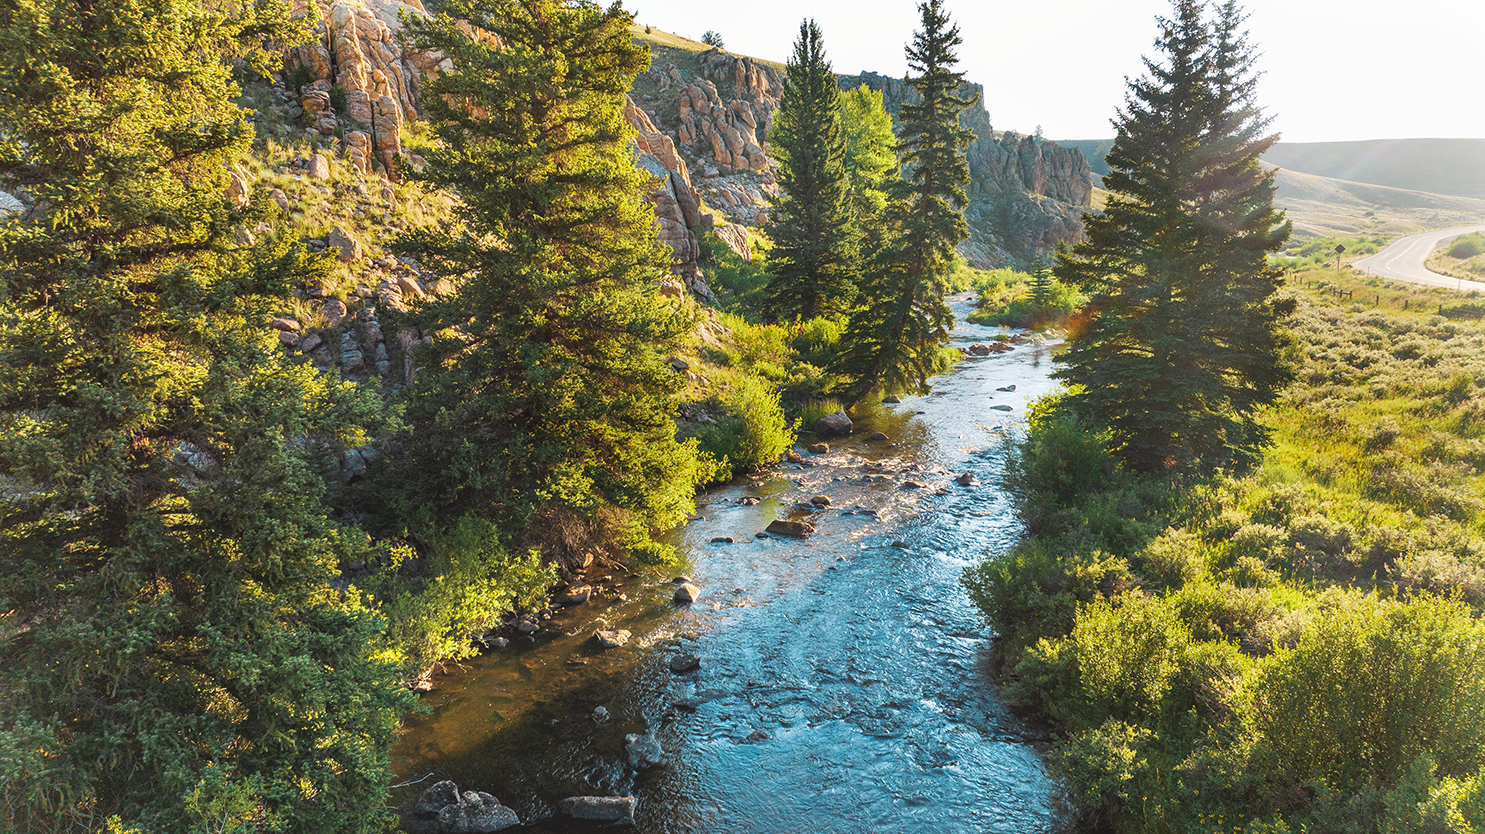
(390, 294, 1061, 832)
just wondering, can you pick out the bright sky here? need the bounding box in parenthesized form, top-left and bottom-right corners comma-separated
(624, 0, 1485, 143)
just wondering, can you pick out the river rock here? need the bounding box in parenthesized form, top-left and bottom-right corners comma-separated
(812, 409, 852, 436)
(559, 795, 637, 822)
(903, 481, 927, 490)
(710, 536, 734, 544)
(673, 583, 700, 603)
(996, 384, 1017, 392)
(866, 432, 889, 442)
(558, 585, 592, 605)
(882, 394, 902, 403)
(955, 472, 978, 486)
(437, 790, 519, 833)
(810, 495, 832, 507)
(739, 496, 761, 505)
(967, 344, 992, 356)
(891, 541, 910, 550)
(675, 688, 726, 711)
(624, 732, 663, 769)
(668, 653, 701, 674)
(594, 629, 630, 649)
(807, 442, 829, 454)
(990, 404, 1014, 412)
(415, 780, 461, 819)
(765, 519, 815, 538)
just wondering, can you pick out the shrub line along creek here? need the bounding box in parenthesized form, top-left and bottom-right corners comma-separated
(392, 294, 1060, 832)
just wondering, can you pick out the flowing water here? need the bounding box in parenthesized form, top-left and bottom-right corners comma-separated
(391, 295, 1062, 832)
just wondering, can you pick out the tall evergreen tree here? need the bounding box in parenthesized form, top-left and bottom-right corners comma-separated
(389, 0, 708, 566)
(833, 0, 975, 405)
(0, 0, 410, 831)
(839, 84, 900, 252)
(1054, 0, 1292, 471)
(763, 19, 860, 322)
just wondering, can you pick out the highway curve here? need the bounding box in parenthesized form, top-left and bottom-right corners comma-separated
(1352, 224, 1485, 292)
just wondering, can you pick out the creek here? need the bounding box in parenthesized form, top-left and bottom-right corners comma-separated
(391, 294, 1060, 832)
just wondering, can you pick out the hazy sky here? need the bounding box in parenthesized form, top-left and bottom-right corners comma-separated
(625, 0, 1484, 143)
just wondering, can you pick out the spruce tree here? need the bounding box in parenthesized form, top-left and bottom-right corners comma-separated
(1054, 0, 1292, 471)
(0, 1, 410, 831)
(763, 19, 860, 322)
(839, 85, 900, 252)
(833, 0, 975, 404)
(389, 0, 707, 566)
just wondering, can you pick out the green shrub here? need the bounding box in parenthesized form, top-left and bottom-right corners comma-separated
(692, 373, 794, 474)
(1066, 593, 1195, 727)
(796, 397, 843, 428)
(1448, 233, 1485, 260)
(963, 545, 1135, 648)
(1006, 400, 1119, 516)
(967, 266, 1086, 329)
(1135, 528, 1207, 588)
(1249, 593, 1485, 794)
(1055, 719, 1161, 829)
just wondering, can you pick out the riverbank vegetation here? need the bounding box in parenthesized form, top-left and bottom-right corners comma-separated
(966, 0, 1485, 829)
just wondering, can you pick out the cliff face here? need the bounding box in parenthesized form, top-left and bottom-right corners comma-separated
(843, 72, 1092, 265)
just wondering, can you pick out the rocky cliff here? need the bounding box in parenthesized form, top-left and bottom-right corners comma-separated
(842, 71, 1092, 265)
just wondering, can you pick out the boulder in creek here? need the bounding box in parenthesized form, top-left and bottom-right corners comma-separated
(624, 732, 664, 769)
(810, 495, 832, 507)
(967, 344, 992, 356)
(866, 432, 889, 442)
(955, 472, 978, 486)
(902, 481, 927, 490)
(806, 442, 829, 454)
(673, 583, 700, 603)
(812, 409, 853, 436)
(989, 404, 1014, 412)
(882, 394, 902, 403)
(414, 780, 461, 819)
(558, 585, 592, 605)
(765, 519, 815, 538)
(891, 541, 910, 550)
(436, 790, 520, 833)
(996, 384, 1017, 392)
(710, 536, 734, 544)
(674, 688, 726, 711)
(594, 629, 630, 649)
(668, 653, 701, 674)
(559, 795, 637, 822)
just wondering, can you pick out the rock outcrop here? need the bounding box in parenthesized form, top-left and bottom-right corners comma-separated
(842, 71, 1093, 265)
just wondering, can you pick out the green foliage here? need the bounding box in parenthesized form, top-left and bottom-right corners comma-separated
(690, 373, 795, 474)
(1249, 592, 1485, 794)
(701, 30, 724, 47)
(1055, 0, 1294, 472)
(1281, 234, 1385, 266)
(1448, 233, 1485, 260)
(0, 0, 410, 830)
(967, 266, 1086, 329)
(379, 518, 557, 672)
(764, 20, 861, 322)
(700, 228, 771, 317)
(833, 0, 973, 406)
(388, 0, 708, 566)
(839, 85, 899, 244)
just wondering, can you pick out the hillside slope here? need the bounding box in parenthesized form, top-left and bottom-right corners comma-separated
(1265, 138, 1485, 200)
(1271, 165, 1485, 239)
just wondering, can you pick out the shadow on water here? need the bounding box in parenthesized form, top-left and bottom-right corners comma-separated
(391, 295, 1061, 832)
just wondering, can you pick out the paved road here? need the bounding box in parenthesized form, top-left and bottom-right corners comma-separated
(1352, 224, 1485, 292)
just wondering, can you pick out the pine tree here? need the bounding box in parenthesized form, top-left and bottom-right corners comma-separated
(0, 1, 410, 831)
(833, 0, 975, 405)
(763, 19, 860, 322)
(389, 0, 708, 566)
(839, 85, 900, 252)
(1054, 0, 1292, 471)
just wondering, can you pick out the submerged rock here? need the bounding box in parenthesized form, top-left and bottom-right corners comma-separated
(437, 790, 519, 833)
(594, 629, 631, 649)
(866, 431, 889, 442)
(624, 732, 664, 769)
(414, 781, 460, 819)
(559, 795, 637, 822)
(668, 653, 701, 674)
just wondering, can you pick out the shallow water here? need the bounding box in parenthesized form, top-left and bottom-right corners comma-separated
(391, 295, 1061, 832)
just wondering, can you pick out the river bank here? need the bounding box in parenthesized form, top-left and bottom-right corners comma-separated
(390, 294, 1060, 833)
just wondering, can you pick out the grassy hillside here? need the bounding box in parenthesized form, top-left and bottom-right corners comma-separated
(1265, 138, 1485, 201)
(1272, 166, 1485, 239)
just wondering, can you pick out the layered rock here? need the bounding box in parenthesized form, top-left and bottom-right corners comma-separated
(666, 49, 780, 174)
(623, 97, 715, 301)
(842, 71, 1093, 265)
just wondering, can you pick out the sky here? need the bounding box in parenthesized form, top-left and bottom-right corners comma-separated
(624, 0, 1485, 143)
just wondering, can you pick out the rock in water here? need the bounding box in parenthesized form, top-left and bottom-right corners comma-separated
(765, 519, 815, 538)
(624, 732, 663, 769)
(990, 404, 1014, 412)
(559, 796, 638, 822)
(673, 583, 700, 603)
(955, 472, 978, 486)
(668, 653, 701, 674)
(594, 629, 630, 649)
(810, 495, 832, 507)
(558, 585, 592, 605)
(437, 790, 519, 833)
(996, 384, 1017, 392)
(806, 442, 829, 454)
(812, 409, 853, 436)
(882, 394, 902, 403)
(414, 780, 460, 819)
(866, 431, 889, 442)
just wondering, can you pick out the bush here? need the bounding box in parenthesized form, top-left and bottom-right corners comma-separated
(1135, 528, 1207, 588)
(1249, 593, 1485, 794)
(1065, 593, 1195, 727)
(963, 544, 1135, 649)
(1006, 400, 1119, 514)
(1448, 233, 1485, 260)
(692, 373, 794, 473)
